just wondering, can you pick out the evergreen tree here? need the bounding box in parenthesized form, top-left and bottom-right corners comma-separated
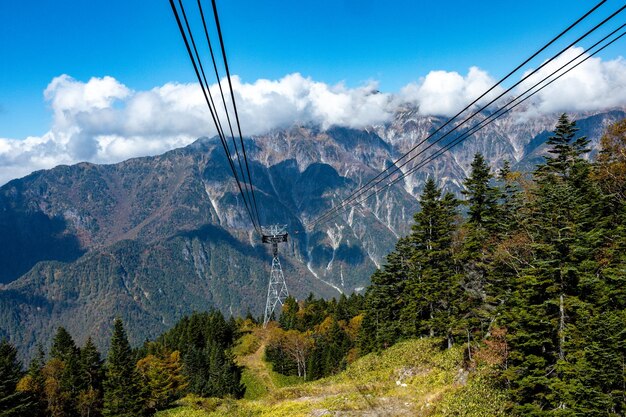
(457, 154, 504, 349)
(462, 153, 500, 231)
(322, 319, 351, 375)
(78, 337, 103, 417)
(279, 296, 300, 331)
(103, 319, 143, 417)
(50, 327, 78, 363)
(184, 344, 244, 398)
(542, 113, 591, 178)
(152, 310, 243, 399)
(488, 160, 525, 308)
(305, 317, 350, 380)
(497, 160, 523, 234)
(334, 294, 350, 322)
(503, 114, 603, 414)
(360, 236, 412, 352)
(0, 340, 33, 417)
(402, 178, 460, 346)
(49, 327, 81, 416)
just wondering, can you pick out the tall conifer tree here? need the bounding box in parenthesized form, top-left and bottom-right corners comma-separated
(78, 337, 103, 417)
(49, 327, 81, 416)
(360, 236, 412, 352)
(504, 114, 602, 413)
(103, 319, 143, 417)
(0, 340, 32, 416)
(460, 154, 501, 341)
(402, 178, 460, 345)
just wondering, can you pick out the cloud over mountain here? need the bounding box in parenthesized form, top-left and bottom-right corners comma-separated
(518, 46, 626, 116)
(0, 49, 625, 185)
(400, 67, 504, 116)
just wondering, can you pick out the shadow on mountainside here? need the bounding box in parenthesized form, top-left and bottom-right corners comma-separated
(0, 210, 85, 284)
(171, 223, 267, 261)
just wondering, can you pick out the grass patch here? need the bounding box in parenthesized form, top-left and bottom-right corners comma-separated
(158, 338, 508, 417)
(156, 395, 223, 417)
(156, 406, 208, 417)
(240, 368, 268, 400)
(432, 373, 509, 416)
(232, 333, 261, 357)
(269, 369, 305, 388)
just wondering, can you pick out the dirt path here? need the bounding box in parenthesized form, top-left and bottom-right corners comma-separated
(237, 340, 277, 392)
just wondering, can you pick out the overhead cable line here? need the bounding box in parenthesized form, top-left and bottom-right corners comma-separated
(308, 0, 607, 229)
(308, 2, 623, 229)
(210, 0, 263, 226)
(312, 24, 626, 226)
(177, 0, 228, 143)
(390, 28, 626, 189)
(197, 0, 261, 227)
(169, 0, 261, 232)
(309, 1, 621, 229)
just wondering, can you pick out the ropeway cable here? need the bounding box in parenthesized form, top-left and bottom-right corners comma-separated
(312, 24, 626, 226)
(308, 2, 624, 229)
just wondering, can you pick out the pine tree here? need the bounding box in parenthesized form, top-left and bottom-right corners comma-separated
(103, 319, 143, 417)
(462, 153, 500, 230)
(0, 340, 33, 417)
(334, 293, 351, 322)
(459, 154, 502, 344)
(279, 296, 300, 331)
(360, 236, 412, 352)
(78, 337, 103, 417)
(497, 160, 523, 234)
(47, 327, 81, 416)
(401, 178, 460, 346)
(184, 343, 244, 398)
(543, 113, 591, 178)
(488, 160, 525, 308)
(322, 319, 351, 375)
(503, 114, 604, 414)
(50, 327, 78, 363)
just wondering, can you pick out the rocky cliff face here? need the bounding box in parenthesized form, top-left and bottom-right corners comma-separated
(0, 107, 623, 357)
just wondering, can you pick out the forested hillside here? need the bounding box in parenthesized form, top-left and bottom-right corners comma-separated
(360, 115, 626, 415)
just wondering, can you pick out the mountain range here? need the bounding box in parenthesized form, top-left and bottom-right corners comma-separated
(1, 106, 624, 358)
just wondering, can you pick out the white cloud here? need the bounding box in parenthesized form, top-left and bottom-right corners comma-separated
(517, 46, 626, 115)
(230, 73, 394, 132)
(400, 67, 504, 116)
(0, 52, 625, 185)
(0, 73, 397, 185)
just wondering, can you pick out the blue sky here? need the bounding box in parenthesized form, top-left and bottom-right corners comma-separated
(1, 0, 624, 140)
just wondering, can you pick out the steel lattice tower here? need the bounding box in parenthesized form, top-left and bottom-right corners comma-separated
(262, 225, 289, 327)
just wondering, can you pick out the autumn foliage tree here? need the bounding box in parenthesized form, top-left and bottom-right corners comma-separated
(136, 351, 187, 413)
(595, 117, 626, 202)
(266, 328, 314, 380)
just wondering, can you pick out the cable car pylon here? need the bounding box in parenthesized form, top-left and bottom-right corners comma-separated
(262, 225, 289, 327)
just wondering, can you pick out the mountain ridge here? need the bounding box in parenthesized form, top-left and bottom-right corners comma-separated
(1, 106, 624, 358)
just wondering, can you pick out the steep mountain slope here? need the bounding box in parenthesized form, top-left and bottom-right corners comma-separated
(0, 107, 623, 357)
